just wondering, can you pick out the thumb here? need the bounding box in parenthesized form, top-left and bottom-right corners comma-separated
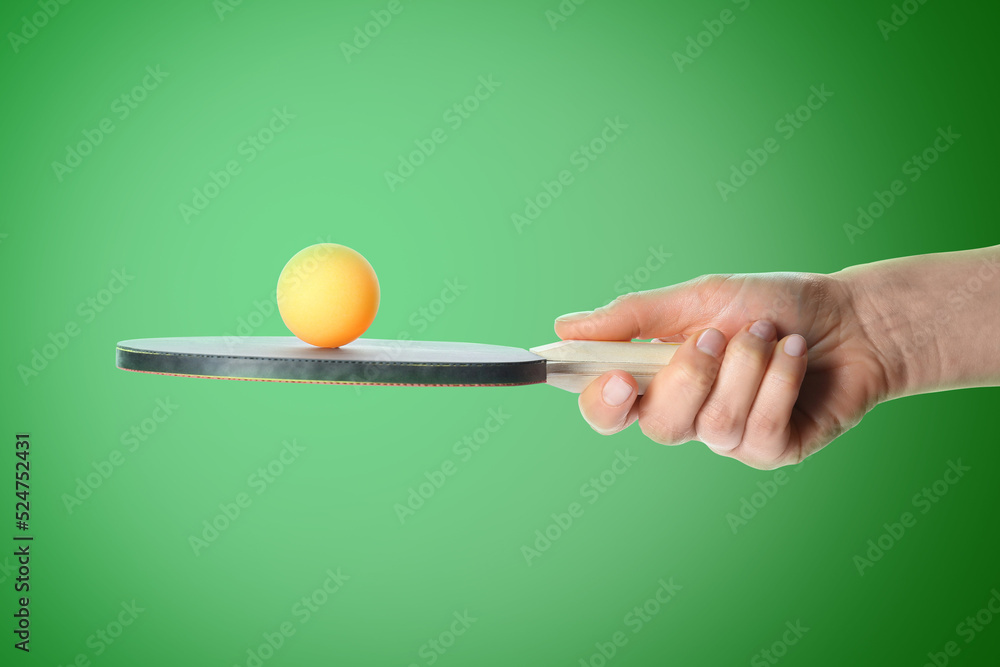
(554, 284, 715, 341)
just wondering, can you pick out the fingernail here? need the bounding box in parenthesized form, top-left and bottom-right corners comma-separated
(784, 335, 806, 357)
(556, 311, 592, 322)
(749, 320, 776, 341)
(696, 328, 726, 358)
(602, 375, 633, 407)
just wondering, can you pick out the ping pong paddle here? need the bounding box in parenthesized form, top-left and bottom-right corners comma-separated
(115, 337, 679, 393)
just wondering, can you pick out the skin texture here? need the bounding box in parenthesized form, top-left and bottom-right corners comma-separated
(556, 246, 1000, 470)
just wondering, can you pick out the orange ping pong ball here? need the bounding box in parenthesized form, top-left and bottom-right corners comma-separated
(276, 243, 380, 348)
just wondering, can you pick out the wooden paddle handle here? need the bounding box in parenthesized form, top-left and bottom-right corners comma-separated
(529, 340, 681, 394)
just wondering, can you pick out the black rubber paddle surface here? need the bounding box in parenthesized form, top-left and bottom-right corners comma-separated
(116, 337, 546, 387)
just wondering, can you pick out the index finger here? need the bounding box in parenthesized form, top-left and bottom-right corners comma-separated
(554, 283, 712, 342)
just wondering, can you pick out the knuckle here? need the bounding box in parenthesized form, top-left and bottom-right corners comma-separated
(747, 409, 783, 436)
(674, 361, 716, 395)
(690, 274, 735, 309)
(760, 370, 802, 397)
(604, 291, 642, 316)
(691, 273, 733, 294)
(638, 411, 687, 445)
(612, 291, 642, 307)
(736, 438, 782, 469)
(728, 336, 769, 368)
(615, 292, 645, 327)
(817, 413, 856, 444)
(697, 399, 742, 436)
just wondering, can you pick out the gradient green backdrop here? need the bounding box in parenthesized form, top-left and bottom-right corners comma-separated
(3, 0, 999, 664)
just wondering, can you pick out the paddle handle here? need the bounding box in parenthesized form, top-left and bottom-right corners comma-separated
(529, 340, 681, 394)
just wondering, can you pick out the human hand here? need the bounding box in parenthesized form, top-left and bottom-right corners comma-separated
(555, 273, 891, 469)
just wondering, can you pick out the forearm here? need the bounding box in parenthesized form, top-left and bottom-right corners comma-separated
(835, 245, 1000, 399)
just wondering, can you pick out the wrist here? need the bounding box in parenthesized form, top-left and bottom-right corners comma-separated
(831, 261, 940, 400)
(833, 245, 1000, 399)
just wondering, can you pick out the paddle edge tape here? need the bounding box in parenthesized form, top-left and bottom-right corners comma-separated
(115, 344, 547, 386)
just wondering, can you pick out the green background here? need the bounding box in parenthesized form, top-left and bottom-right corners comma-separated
(3, 0, 998, 664)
